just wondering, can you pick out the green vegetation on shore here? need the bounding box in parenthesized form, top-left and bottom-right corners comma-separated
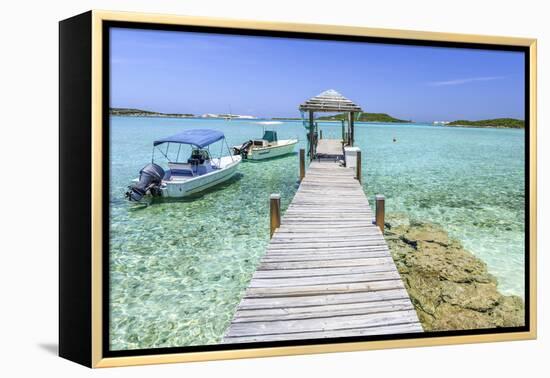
(318, 112, 410, 123)
(447, 118, 524, 128)
(110, 108, 195, 118)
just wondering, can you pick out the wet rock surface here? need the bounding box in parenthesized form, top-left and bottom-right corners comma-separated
(385, 213, 525, 331)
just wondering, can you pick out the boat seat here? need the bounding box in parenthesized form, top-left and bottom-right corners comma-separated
(188, 157, 205, 165)
(167, 162, 195, 177)
(168, 169, 194, 177)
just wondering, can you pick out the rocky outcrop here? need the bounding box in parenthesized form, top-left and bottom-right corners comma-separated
(384, 213, 524, 331)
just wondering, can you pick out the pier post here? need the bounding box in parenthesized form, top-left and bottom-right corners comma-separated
(355, 150, 362, 183)
(320, 129, 323, 139)
(270, 194, 281, 238)
(308, 111, 314, 161)
(299, 149, 305, 182)
(375, 195, 385, 233)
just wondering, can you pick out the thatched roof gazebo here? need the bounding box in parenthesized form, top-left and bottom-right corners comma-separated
(299, 89, 363, 160)
(299, 89, 362, 113)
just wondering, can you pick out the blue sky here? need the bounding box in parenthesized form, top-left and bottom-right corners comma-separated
(110, 28, 525, 121)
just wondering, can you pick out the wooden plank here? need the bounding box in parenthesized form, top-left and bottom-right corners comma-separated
(248, 271, 401, 288)
(223, 323, 423, 344)
(237, 289, 412, 310)
(245, 280, 406, 298)
(258, 257, 395, 270)
(225, 310, 420, 337)
(274, 231, 382, 238)
(265, 247, 391, 255)
(271, 236, 384, 243)
(264, 241, 389, 249)
(316, 139, 344, 156)
(266, 245, 391, 253)
(252, 264, 398, 279)
(233, 299, 414, 323)
(261, 252, 391, 263)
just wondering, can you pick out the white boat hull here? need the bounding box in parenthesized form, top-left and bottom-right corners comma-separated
(160, 156, 241, 198)
(247, 139, 298, 160)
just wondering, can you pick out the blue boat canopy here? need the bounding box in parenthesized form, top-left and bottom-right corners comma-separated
(153, 129, 225, 148)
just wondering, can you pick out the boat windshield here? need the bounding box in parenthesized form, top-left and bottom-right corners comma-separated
(189, 149, 211, 163)
(262, 130, 278, 142)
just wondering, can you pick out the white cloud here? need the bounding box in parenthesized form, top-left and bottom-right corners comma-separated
(428, 76, 505, 86)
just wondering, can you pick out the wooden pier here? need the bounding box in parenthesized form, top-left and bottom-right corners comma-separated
(315, 139, 344, 159)
(223, 161, 422, 343)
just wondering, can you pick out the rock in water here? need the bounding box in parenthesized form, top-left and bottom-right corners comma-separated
(385, 213, 525, 331)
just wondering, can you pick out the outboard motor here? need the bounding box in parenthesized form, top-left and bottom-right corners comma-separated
(233, 140, 253, 159)
(125, 163, 165, 201)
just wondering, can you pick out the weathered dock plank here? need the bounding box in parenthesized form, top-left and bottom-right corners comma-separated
(223, 161, 422, 343)
(315, 139, 344, 158)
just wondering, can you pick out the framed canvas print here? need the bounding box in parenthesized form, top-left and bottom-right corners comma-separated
(59, 10, 537, 368)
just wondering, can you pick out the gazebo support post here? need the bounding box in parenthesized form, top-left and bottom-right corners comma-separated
(309, 110, 314, 161)
(349, 111, 355, 146)
(298, 90, 362, 152)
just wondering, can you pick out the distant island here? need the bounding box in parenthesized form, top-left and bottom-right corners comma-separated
(110, 108, 195, 118)
(446, 118, 524, 129)
(110, 108, 256, 119)
(318, 112, 410, 123)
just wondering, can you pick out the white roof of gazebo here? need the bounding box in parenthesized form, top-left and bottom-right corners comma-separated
(299, 89, 363, 112)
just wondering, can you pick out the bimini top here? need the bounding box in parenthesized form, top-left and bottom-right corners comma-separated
(153, 129, 225, 148)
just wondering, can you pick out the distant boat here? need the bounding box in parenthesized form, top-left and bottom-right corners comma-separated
(126, 129, 241, 201)
(233, 130, 298, 160)
(256, 121, 283, 125)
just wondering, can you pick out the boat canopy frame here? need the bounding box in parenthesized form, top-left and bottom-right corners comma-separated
(151, 128, 235, 167)
(153, 129, 225, 148)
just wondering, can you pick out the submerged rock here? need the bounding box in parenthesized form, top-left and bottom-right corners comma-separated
(385, 213, 524, 331)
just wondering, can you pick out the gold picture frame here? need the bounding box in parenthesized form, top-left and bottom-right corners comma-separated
(59, 9, 537, 368)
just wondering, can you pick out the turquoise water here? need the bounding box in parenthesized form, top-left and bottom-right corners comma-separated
(109, 116, 525, 350)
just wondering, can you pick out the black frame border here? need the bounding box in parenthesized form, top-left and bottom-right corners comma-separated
(101, 20, 531, 359)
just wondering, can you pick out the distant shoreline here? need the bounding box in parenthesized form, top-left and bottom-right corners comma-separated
(444, 118, 524, 129)
(110, 108, 524, 129)
(110, 108, 195, 118)
(318, 112, 410, 123)
(109, 108, 414, 124)
(109, 108, 256, 120)
(441, 125, 522, 130)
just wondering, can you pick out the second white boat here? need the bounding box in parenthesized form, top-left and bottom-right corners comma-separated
(233, 130, 298, 160)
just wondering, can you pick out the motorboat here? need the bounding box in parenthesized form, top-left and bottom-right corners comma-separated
(233, 130, 298, 160)
(126, 129, 241, 201)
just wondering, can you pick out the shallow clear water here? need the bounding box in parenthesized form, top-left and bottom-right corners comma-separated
(357, 123, 525, 298)
(109, 117, 524, 350)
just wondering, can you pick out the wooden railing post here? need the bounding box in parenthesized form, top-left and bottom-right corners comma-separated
(299, 148, 305, 182)
(270, 194, 281, 238)
(320, 129, 323, 139)
(375, 195, 385, 233)
(355, 150, 362, 183)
